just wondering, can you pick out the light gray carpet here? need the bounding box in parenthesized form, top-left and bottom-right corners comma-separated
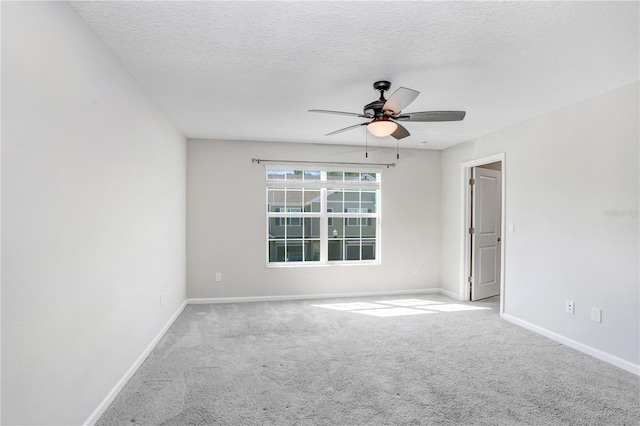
(97, 294, 639, 425)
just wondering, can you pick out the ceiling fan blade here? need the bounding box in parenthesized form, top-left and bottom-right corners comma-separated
(383, 87, 420, 115)
(325, 122, 368, 136)
(390, 123, 410, 140)
(309, 109, 373, 119)
(394, 111, 466, 122)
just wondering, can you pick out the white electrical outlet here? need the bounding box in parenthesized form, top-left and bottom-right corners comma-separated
(215, 272, 222, 282)
(591, 307, 602, 323)
(412, 267, 418, 276)
(508, 223, 515, 234)
(160, 292, 165, 306)
(565, 300, 575, 315)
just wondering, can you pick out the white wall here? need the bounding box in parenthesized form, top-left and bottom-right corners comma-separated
(187, 140, 440, 299)
(441, 83, 639, 367)
(1, 2, 186, 425)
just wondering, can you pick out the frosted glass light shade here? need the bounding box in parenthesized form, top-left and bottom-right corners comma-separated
(367, 120, 398, 137)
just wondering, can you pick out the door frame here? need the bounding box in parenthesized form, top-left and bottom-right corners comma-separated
(459, 153, 506, 316)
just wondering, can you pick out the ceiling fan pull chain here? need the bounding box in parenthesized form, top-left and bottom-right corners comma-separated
(397, 138, 400, 160)
(365, 127, 368, 158)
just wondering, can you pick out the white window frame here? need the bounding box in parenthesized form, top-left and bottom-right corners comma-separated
(266, 166, 382, 266)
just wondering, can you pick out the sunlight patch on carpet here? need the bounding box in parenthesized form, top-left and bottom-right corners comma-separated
(420, 304, 491, 312)
(377, 299, 444, 307)
(354, 307, 437, 317)
(312, 299, 491, 317)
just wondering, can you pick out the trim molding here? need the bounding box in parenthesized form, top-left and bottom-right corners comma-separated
(459, 153, 506, 316)
(83, 300, 188, 426)
(187, 288, 442, 305)
(438, 288, 462, 301)
(503, 313, 639, 376)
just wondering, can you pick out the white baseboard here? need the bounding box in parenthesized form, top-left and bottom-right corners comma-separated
(438, 288, 463, 301)
(83, 300, 188, 426)
(503, 313, 640, 376)
(187, 288, 442, 305)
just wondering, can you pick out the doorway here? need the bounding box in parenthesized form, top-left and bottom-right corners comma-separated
(460, 154, 505, 316)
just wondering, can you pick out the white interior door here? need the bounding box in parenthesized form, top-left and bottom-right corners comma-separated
(471, 167, 502, 300)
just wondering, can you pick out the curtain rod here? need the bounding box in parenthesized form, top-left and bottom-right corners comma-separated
(251, 158, 396, 168)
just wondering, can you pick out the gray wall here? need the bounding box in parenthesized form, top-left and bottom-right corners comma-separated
(1, 3, 187, 424)
(441, 83, 639, 366)
(187, 140, 441, 298)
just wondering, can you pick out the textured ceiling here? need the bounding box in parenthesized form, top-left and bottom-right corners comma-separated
(69, 1, 639, 150)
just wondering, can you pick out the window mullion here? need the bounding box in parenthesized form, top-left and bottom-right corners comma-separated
(320, 186, 328, 263)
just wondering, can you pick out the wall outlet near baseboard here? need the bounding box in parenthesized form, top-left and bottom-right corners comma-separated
(215, 272, 222, 282)
(591, 307, 602, 323)
(565, 300, 575, 315)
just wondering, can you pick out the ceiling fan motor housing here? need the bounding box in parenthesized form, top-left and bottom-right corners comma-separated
(364, 80, 392, 117)
(363, 99, 386, 118)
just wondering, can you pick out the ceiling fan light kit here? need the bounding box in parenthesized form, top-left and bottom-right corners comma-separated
(309, 80, 466, 145)
(367, 119, 398, 137)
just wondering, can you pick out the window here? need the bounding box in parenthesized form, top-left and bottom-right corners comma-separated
(266, 168, 381, 265)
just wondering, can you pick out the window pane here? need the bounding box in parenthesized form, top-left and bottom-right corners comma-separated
(286, 241, 303, 261)
(361, 172, 377, 182)
(346, 241, 360, 260)
(305, 218, 320, 239)
(268, 217, 285, 238)
(304, 189, 321, 212)
(344, 190, 359, 211)
(328, 240, 343, 261)
(327, 171, 343, 181)
(327, 189, 343, 213)
(267, 169, 286, 180)
(362, 239, 376, 260)
(345, 171, 360, 182)
(361, 190, 376, 213)
(345, 218, 360, 236)
(304, 170, 320, 180)
(363, 218, 377, 238)
(329, 218, 343, 238)
(286, 217, 303, 237)
(286, 170, 304, 180)
(268, 189, 285, 212)
(286, 190, 303, 210)
(305, 240, 320, 261)
(268, 241, 286, 262)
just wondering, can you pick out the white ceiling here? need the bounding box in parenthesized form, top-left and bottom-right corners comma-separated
(69, 1, 639, 150)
